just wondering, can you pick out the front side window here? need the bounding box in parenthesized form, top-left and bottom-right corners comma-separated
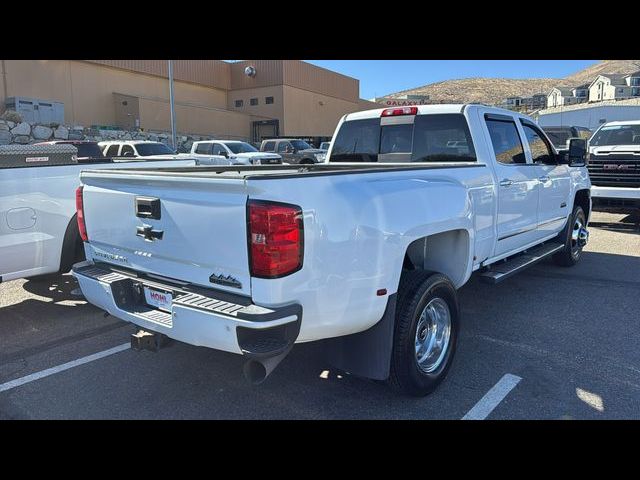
(211, 143, 228, 155)
(225, 142, 258, 154)
(135, 143, 175, 156)
(289, 140, 311, 150)
(485, 119, 526, 165)
(521, 123, 554, 163)
(277, 142, 291, 153)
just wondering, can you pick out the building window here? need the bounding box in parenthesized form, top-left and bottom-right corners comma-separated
(632, 87, 640, 96)
(234, 99, 243, 108)
(265, 96, 274, 105)
(250, 98, 259, 106)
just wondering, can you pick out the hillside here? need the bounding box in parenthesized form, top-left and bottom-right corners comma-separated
(386, 60, 640, 105)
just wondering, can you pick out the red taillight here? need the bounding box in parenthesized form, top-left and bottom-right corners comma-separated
(248, 200, 303, 278)
(381, 106, 418, 117)
(76, 186, 88, 242)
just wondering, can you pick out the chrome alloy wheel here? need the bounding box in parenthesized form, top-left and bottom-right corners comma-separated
(571, 215, 589, 257)
(414, 297, 452, 373)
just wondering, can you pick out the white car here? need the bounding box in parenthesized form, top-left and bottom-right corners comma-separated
(98, 140, 193, 160)
(586, 120, 640, 212)
(190, 140, 282, 165)
(73, 104, 591, 396)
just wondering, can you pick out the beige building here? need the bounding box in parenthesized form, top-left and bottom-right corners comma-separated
(588, 72, 640, 103)
(0, 60, 378, 142)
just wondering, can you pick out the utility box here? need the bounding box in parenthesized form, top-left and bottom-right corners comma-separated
(4, 97, 65, 125)
(0, 144, 78, 169)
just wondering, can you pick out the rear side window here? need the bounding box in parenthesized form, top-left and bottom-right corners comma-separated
(120, 145, 135, 157)
(195, 143, 212, 155)
(412, 114, 476, 162)
(262, 141, 276, 152)
(330, 114, 476, 163)
(105, 144, 120, 157)
(277, 142, 290, 153)
(485, 119, 526, 164)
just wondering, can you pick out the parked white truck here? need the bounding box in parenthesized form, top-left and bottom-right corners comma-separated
(189, 140, 283, 165)
(73, 104, 591, 396)
(586, 120, 640, 212)
(0, 144, 197, 283)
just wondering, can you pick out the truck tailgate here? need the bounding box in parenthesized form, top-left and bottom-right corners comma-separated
(80, 172, 251, 296)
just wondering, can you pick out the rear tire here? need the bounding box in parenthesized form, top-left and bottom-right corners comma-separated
(388, 271, 459, 396)
(553, 205, 587, 267)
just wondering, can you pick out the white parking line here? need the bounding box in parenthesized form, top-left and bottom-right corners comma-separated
(462, 373, 522, 420)
(0, 343, 130, 393)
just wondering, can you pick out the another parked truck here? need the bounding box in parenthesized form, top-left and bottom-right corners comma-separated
(586, 120, 640, 212)
(0, 144, 197, 283)
(73, 104, 591, 396)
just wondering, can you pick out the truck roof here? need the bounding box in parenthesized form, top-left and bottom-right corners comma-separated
(343, 103, 524, 121)
(599, 120, 640, 127)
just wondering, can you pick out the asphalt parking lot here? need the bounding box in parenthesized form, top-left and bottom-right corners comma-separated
(1, 211, 639, 420)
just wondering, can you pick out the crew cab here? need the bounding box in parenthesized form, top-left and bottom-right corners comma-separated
(0, 144, 197, 283)
(73, 104, 591, 396)
(259, 139, 326, 164)
(586, 120, 640, 211)
(190, 140, 282, 165)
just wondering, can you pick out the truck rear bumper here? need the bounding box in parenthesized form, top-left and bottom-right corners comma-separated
(72, 261, 302, 356)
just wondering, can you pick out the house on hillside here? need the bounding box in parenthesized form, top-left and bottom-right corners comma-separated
(588, 71, 640, 102)
(501, 94, 546, 111)
(547, 84, 589, 108)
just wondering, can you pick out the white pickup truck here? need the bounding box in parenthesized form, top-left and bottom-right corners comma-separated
(189, 140, 283, 165)
(73, 104, 591, 396)
(0, 144, 197, 283)
(586, 120, 640, 212)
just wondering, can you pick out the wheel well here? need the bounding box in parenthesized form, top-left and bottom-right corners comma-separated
(574, 189, 591, 220)
(402, 230, 470, 287)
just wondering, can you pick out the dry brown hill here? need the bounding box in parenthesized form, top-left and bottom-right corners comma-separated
(386, 60, 640, 105)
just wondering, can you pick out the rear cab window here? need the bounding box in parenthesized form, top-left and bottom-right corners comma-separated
(330, 113, 476, 163)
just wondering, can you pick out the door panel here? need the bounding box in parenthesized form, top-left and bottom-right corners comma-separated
(520, 122, 572, 237)
(484, 116, 540, 257)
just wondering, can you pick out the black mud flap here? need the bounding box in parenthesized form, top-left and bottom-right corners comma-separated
(321, 294, 397, 381)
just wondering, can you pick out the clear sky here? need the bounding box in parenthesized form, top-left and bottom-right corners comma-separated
(306, 60, 599, 99)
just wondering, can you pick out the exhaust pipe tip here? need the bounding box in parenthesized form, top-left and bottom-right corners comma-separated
(243, 360, 269, 385)
(242, 346, 292, 385)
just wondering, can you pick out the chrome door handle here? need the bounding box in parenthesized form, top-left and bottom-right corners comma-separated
(538, 176, 550, 183)
(499, 179, 513, 187)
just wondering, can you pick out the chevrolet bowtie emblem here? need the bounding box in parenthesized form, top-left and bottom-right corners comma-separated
(136, 224, 164, 242)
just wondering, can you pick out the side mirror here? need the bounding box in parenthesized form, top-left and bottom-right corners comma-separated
(567, 138, 587, 166)
(220, 150, 229, 158)
(123, 151, 134, 157)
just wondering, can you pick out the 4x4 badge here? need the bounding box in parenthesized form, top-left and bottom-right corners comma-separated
(209, 273, 242, 289)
